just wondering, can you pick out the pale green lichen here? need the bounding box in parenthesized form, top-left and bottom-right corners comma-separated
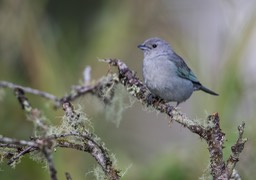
(199, 163, 211, 180)
(47, 105, 93, 137)
(86, 166, 105, 180)
(104, 84, 134, 127)
(0, 148, 21, 168)
(111, 73, 119, 82)
(120, 164, 132, 178)
(110, 153, 118, 167)
(29, 150, 47, 168)
(126, 84, 141, 96)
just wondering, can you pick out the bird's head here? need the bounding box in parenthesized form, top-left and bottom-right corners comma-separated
(137, 37, 173, 58)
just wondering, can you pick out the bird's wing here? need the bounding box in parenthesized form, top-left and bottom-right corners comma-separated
(170, 52, 200, 83)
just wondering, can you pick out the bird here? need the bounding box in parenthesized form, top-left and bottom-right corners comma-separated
(137, 37, 218, 106)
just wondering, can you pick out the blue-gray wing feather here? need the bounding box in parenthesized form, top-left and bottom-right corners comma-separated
(168, 52, 219, 95)
(169, 52, 200, 84)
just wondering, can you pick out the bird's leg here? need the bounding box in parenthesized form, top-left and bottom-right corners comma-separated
(146, 93, 156, 106)
(176, 102, 180, 107)
(158, 98, 166, 104)
(146, 93, 166, 106)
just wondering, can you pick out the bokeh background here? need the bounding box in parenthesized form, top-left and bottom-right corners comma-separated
(0, 0, 256, 179)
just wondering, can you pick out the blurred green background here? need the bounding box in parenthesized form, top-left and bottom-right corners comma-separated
(0, 0, 256, 179)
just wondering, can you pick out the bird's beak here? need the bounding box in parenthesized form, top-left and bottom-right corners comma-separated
(137, 44, 149, 50)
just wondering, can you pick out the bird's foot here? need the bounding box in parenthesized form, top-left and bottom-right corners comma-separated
(176, 102, 180, 107)
(146, 93, 165, 106)
(146, 93, 156, 106)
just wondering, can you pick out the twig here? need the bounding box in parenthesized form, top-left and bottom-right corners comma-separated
(83, 66, 91, 84)
(0, 143, 23, 148)
(14, 88, 49, 133)
(42, 144, 57, 180)
(65, 172, 72, 180)
(226, 122, 247, 178)
(0, 81, 58, 102)
(0, 69, 118, 109)
(58, 74, 118, 107)
(7, 146, 35, 165)
(0, 136, 37, 147)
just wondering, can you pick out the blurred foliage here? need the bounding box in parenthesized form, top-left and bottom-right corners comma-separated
(1, 0, 256, 179)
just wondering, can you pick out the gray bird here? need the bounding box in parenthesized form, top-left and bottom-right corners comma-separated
(138, 37, 218, 106)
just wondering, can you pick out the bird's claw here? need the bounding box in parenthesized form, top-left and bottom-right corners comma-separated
(146, 93, 156, 106)
(146, 93, 165, 106)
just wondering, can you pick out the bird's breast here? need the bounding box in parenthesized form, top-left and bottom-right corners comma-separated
(143, 56, 177, 85)
(142, 56, 193, 102)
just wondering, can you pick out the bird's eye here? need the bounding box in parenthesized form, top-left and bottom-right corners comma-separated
(152, 44, 157, 48)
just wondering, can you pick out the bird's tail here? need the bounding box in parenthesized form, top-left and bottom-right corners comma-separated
(199, 85, 219, 96)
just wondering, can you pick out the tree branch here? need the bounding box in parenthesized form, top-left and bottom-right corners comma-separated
(102, 58, 247, 179)
(0, 81, 58, 102)
(42, 143, 57, 180)
(0, 72, 118, 109)
(0, 88, 120, 180)
(0, 58, 247, 179)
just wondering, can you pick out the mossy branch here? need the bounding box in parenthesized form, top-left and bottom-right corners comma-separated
(0, 66, 118, 108)
(0, 59, 247, 179)
(0, 88, 120, 180)
(102, 58, 247, 179)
